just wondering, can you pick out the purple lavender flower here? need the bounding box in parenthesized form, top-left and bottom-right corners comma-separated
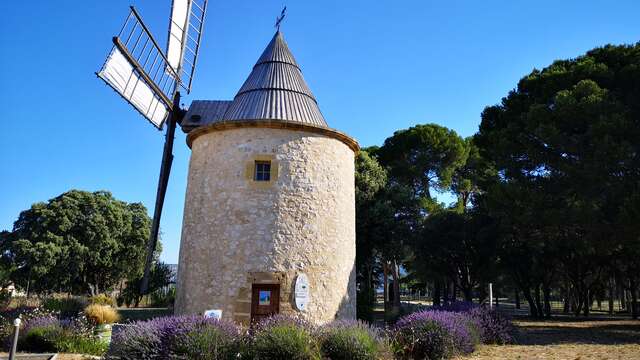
(106, 315, 243, 360)
(250, 314, 316, 335)
(467, 306, 514, 344)
(395, 310, 478, 355)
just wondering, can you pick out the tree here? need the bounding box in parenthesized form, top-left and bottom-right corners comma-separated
(120, 261, 173, 307)
(417, 211, 499, 302)
(475, 43, 640, 318)
(378, 124, 469, 204)
(355, 150, 388, 320)
(378, 124, 469, 308)
(4, 190, 152, 295)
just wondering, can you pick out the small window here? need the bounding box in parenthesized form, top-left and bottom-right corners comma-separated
(255, 161, 271, 181)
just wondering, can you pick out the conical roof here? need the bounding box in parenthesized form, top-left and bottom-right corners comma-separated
(222, 31, 327, 127)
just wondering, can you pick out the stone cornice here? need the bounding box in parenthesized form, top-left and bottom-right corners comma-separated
(186, 120, 360, 153)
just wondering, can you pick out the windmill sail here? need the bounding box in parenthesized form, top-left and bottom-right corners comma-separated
(166, 0, 208, 93)
(97, 7, 179, 129)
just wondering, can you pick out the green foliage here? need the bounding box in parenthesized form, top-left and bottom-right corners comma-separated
(475, 42, 640, 317)
(42, 297, 87, 318)
(19, 325, 61, 353)
(392, 320, 454, 360)
(4, 190, 152, 295)
(54, 334, 109, 356)
(150, 286, 176, 308)
(354, 151, 388, 320)
(121, 262, 173, 307)
(251, 324, 322, 360)
(378, 123, 469, 201)
(172, 326, 242, 360)
(18, 322, 107, 356)
(320, 323, 389, 360)
(89, 294, 116, 307)
(415, 211, 498, 302)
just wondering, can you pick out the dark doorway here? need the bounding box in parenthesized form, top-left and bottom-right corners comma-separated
(251, 283, 280, 323)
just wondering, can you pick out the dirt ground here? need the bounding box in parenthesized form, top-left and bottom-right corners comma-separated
(457, 317, 640, 360)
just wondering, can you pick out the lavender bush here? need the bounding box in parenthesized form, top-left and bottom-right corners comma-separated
(431, 301, 514, 345)
(395, 310, 479, 355)
(320, 320, 391, 360)
(392, 318, 454, 360)
(249, 315, 321, 360)
(10, 314, 107, 355)
(467, 307, 514, 344)
(106, 315, 243, 360)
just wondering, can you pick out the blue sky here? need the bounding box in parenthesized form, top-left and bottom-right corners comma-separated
(1, 0, 638, 263)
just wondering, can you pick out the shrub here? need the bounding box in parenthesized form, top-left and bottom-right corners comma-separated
(55, 333, 109, 355)
(17, 315, 105, 355)
(170, 319, 243, 360)
(320, 320, 390, 360)
(84, 304, 120, 325)
(432, 301, 477, 313)
(107, 320, 163, 359)
(393, 319, 454, 360)
(89, 294, 116, 307)
(107, 315, 243, 360)
(394, 310, 479, 357)
(0, 289, 12, 309)
(150, 287, 176, 308)
(250, 315, 321, 360)
(467, 307, 514, 344)
(18, 316, 62, 353)
(20, 324, 62, 352)
(42, 297, 86, 318)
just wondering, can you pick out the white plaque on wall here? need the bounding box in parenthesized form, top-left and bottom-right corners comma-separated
(294, 273, 310, 311)
(204, 309, 222, 319)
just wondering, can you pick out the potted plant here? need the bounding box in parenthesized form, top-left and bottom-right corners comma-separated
(84, 303, 120, 343)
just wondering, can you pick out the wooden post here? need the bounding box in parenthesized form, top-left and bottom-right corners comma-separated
(141, 92, 181, 294)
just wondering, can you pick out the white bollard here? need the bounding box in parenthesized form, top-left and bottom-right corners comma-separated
(489, 283, 493, 309)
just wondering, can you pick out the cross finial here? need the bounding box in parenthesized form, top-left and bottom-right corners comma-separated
(275, 6, 286, 31)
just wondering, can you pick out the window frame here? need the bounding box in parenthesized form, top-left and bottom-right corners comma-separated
(254, 160, 272, 182)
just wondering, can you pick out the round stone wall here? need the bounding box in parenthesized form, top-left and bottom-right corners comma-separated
(175, 126, 356, 324)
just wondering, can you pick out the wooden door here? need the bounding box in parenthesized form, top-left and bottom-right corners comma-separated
(251, 283, 280, 323)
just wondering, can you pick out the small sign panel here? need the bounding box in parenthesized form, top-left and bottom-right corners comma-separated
(259, 290, 271, 305)
(203, 309, 222, 319)
(294, 273, 310, 311)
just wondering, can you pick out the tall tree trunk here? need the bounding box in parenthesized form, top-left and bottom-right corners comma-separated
(443, 281, 450, 304)
(515, 289, 521, 309)
(453, 281, 459, 302)
(523, 288, 538, 318)
(534, 285, 544, 318)
(383, 262, 389, 311)
(392, 260, 401, 310)
(462, 286, 473, 302)
(543, 285, 551, 318)
(608, 278, 615, 315)
(433, 281, 441, 307)
(630, 279, 638, 320)
(583, 289, 591, 317)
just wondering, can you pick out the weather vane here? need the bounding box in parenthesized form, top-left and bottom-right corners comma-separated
(275, 6, 286, 31)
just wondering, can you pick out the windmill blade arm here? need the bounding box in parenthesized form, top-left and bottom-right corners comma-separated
(97, 6, 182, 129)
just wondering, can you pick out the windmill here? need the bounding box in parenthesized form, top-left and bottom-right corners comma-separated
(96, 0, 209, 293)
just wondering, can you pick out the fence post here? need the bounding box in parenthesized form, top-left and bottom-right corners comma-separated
(9, 317, 21, 360)
(489, 283, 493, 309)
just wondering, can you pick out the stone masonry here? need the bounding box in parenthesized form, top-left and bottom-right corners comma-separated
(175, 126, 356, 324)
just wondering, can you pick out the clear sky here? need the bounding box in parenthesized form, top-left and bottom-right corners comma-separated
(1, 0, 638, 264)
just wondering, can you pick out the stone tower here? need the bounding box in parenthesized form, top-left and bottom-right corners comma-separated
(175, 31, 358, 324)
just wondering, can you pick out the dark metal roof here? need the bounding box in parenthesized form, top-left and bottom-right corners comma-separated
(181, 100, 232, 132)
(182, 31, 328, 132)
